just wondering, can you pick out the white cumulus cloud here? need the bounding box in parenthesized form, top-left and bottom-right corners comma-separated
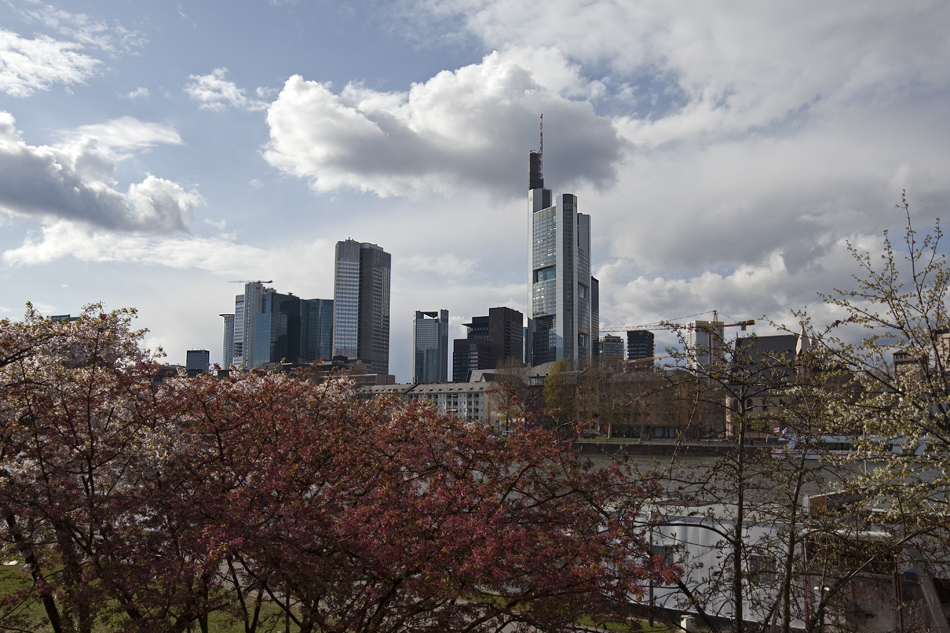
(263, 49, 625, 198)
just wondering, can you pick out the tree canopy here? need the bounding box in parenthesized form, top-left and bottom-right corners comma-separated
(0, 305, 672, 633)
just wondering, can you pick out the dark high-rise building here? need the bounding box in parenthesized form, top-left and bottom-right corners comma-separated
(453, 338, 493, 383)
(599, 334, 624, 361)
(527, 149, 594, 366)
(452, 307, 524, 382)
(413, 309, 449, 383)
(304, 298, 334, 362)
(186, 349, 210, 372)
(333, 239, 391, 375)
(627, 330, 655, 361)
(487, 307, 524, 370)
(591, 276, 600, 357)
(253, 293, 334, 367)
(225, 282, 333, 369)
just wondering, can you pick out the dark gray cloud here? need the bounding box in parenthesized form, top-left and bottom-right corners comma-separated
(0, 112, 200, 233)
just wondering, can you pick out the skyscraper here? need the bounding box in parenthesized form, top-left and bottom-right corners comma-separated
(486, 306, 524, 369)
(255, 294, 335, 367)
(687, 320, 725, 371)
(227, 283, 333, 369)
(412, 310, 449, 383)
(452, 307, 524, 382)
(220, 313, 234, 368)
(626, 330, 655, 362)
(527, 149, 595, 366)
(333, 239, 391, 375)
(599, 334, 624, 361)
(303, 298, 334, 362)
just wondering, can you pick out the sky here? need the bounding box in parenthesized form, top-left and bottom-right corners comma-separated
(1, 0, 949, 382)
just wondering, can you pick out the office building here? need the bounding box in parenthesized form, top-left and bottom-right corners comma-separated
(227, 282, 333, 369)
(232, 294, 245, 367)
(186, 349, 210, 372)
(453, 337, 494, 383)
(332, 239, 391, 375)
(627, 330, 655, 362)
(687, 320, 725, 371)
(452, 307, 524, 382)
(220, 313, 234, 368)
(229, 281, 270, 369)
(413, 310, 449, 383)
(591, 277, 600, 357)
(599, 334, 624, 361)
(487, 307, 524, 369)
(527, 149, 597, 366)
(253, 294, 335, 367)
(303, 298, 335, 362)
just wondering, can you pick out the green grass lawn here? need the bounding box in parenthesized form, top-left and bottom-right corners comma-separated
(2, 566, 671, 633)
(0, 566, 292, 632)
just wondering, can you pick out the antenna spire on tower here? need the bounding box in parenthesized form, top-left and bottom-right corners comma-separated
(539, 113, 543, 180)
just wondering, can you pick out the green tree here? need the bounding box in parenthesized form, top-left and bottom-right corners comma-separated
(543, 359, 577, 429)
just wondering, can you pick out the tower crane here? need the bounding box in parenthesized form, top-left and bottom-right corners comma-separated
(598, 310, 754, 334)
(228, 280, 272, 284)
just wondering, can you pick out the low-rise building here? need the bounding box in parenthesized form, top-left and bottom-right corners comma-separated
(359, 381, 503, 430)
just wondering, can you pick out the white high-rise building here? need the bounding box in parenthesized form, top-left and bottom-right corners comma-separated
(527, 149, 597, 366)
(228, 282, 272, 369)
(220, 313, 234, 368)
(686, 320, 725, 371)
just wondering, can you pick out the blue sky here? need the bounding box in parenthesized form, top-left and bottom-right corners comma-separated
(2, 0, 949, 381)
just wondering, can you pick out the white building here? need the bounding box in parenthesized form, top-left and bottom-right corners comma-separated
(359, 381, 501, 430)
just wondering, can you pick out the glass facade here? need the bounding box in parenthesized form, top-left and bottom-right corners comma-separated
(413, 309, 448, 383)
(452, 308, 524, 380)
(453, 338, 492, 383)
(527, 151, 594, 367)
(232, 294, 245, 367)
(305, 298, 334, 362)
(186, 349, 210, 372)
(230, 284, 334, 369)
(333, 240, 361, 360)
(333, 239, 391, 375)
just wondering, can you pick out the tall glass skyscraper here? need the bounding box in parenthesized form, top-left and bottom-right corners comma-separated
(412, 309, 448, 383)
(332, 239, 391, 375)
(527, 150, 597, 366)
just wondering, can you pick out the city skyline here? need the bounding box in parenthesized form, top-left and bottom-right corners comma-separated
(1, 1, 949, 383)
